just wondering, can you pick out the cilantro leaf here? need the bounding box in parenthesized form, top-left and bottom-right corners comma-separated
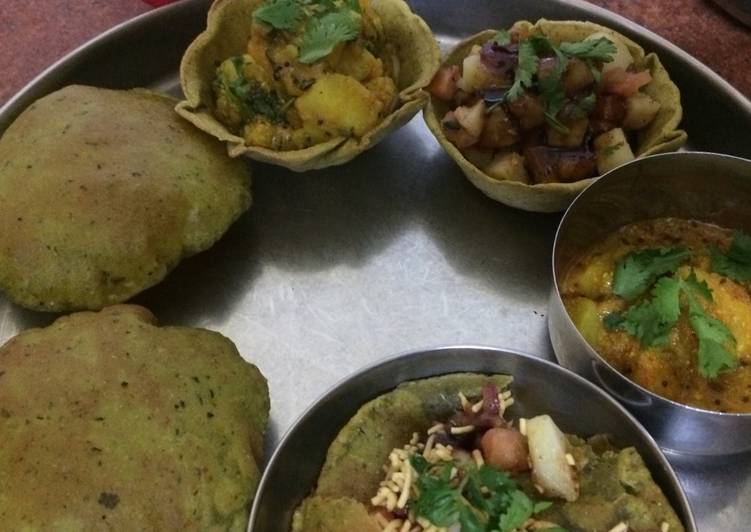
(459, 505, 484, 532)
(410, 453, 429, 474)
(688, 301, 737, 378)
(346, 0, 361, 13)
(476, 465, 515, 490)
(493, 29, 511, 46)
(603, 312, 625, 330)
(612, 247, 692, 300)
(532, 45, 570, 131)
(619, 276, 682, 347)
(712, 250, 751, 283)
(497, 490, 534, 532)
(608, 266, 739, 379)
(505, 34, 614, 130)
(686, 294, 737, 378)
(506, 39, 539, 101)
(253, 0, 305, 30)
(711, 231, 751, 283)
(683, 270, 713, 301)
(559, 37, 617, 62)
(727, 230, 751, 263)
(413, 464, 462, 527)
(411, 461, 562, 532)
(298, 8, 361, 63)
(586, 58, 602, 85)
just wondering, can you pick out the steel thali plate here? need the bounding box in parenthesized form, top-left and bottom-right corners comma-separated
(1, 0, 751, 530)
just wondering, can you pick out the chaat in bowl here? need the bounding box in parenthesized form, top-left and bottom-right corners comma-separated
(249, 346, 695, 532)
(177, 0, 440, 171)
(424, 19, 687, 212)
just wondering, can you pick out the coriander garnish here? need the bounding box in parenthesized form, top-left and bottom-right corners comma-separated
(252, 0, 363, 64)
(711, 230, 751, 283)
(503, 34, 616, 131)
(606, 262, 738, 379)
(612, 247, 692, 301)
(253, 0, 306, 30)
(410, 455, 560, 532)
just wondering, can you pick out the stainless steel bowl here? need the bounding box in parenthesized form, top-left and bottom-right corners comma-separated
(549, 152, 751, 456)
(248, 345, 695, 532)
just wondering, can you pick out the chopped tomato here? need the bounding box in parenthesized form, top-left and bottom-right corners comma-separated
(428, 65, 461, 101)
(602, 68, 652, 97)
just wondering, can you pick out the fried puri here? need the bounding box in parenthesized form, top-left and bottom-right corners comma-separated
(0, 305, 269, 531)
(0, 85, 251, 311)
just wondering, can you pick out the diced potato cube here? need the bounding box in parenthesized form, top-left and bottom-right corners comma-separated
(594, 128, 635, 174)
(459, 53, 497, 93)
(547, 117, 589, 148)
(365, 76, 397, 116)
(623, 92, 661, 130)
(330, 42, 382, 81)
(586, 32, 633, 74)
(291, 122, 331, 149)
(243, 118, 276, 148)
(483, 152, 530, 183)
(507, 92, 546, 130)
(527, 415, 579, 502)
(295, 74, 379, 137)
(562, 251, 615, 300)
(561, 58, 594, 95)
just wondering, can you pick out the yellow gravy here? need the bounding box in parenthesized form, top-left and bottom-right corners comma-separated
(561, 217, 751, 413)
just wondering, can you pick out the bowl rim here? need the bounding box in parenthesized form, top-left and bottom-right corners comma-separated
(551, 150, 751, 419)
(248, 343, 696, 531)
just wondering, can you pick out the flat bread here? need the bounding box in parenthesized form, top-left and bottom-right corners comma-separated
(0, 305, 269, 531)
(0, 85, 251, 311)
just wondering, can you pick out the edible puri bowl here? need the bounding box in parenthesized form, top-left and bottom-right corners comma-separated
(248, 345, 695, 532)
(549, 151, 751, 456)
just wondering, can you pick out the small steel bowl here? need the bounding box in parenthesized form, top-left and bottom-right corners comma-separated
(248, 345, 695, 531)
(548, 152, 751, 456)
